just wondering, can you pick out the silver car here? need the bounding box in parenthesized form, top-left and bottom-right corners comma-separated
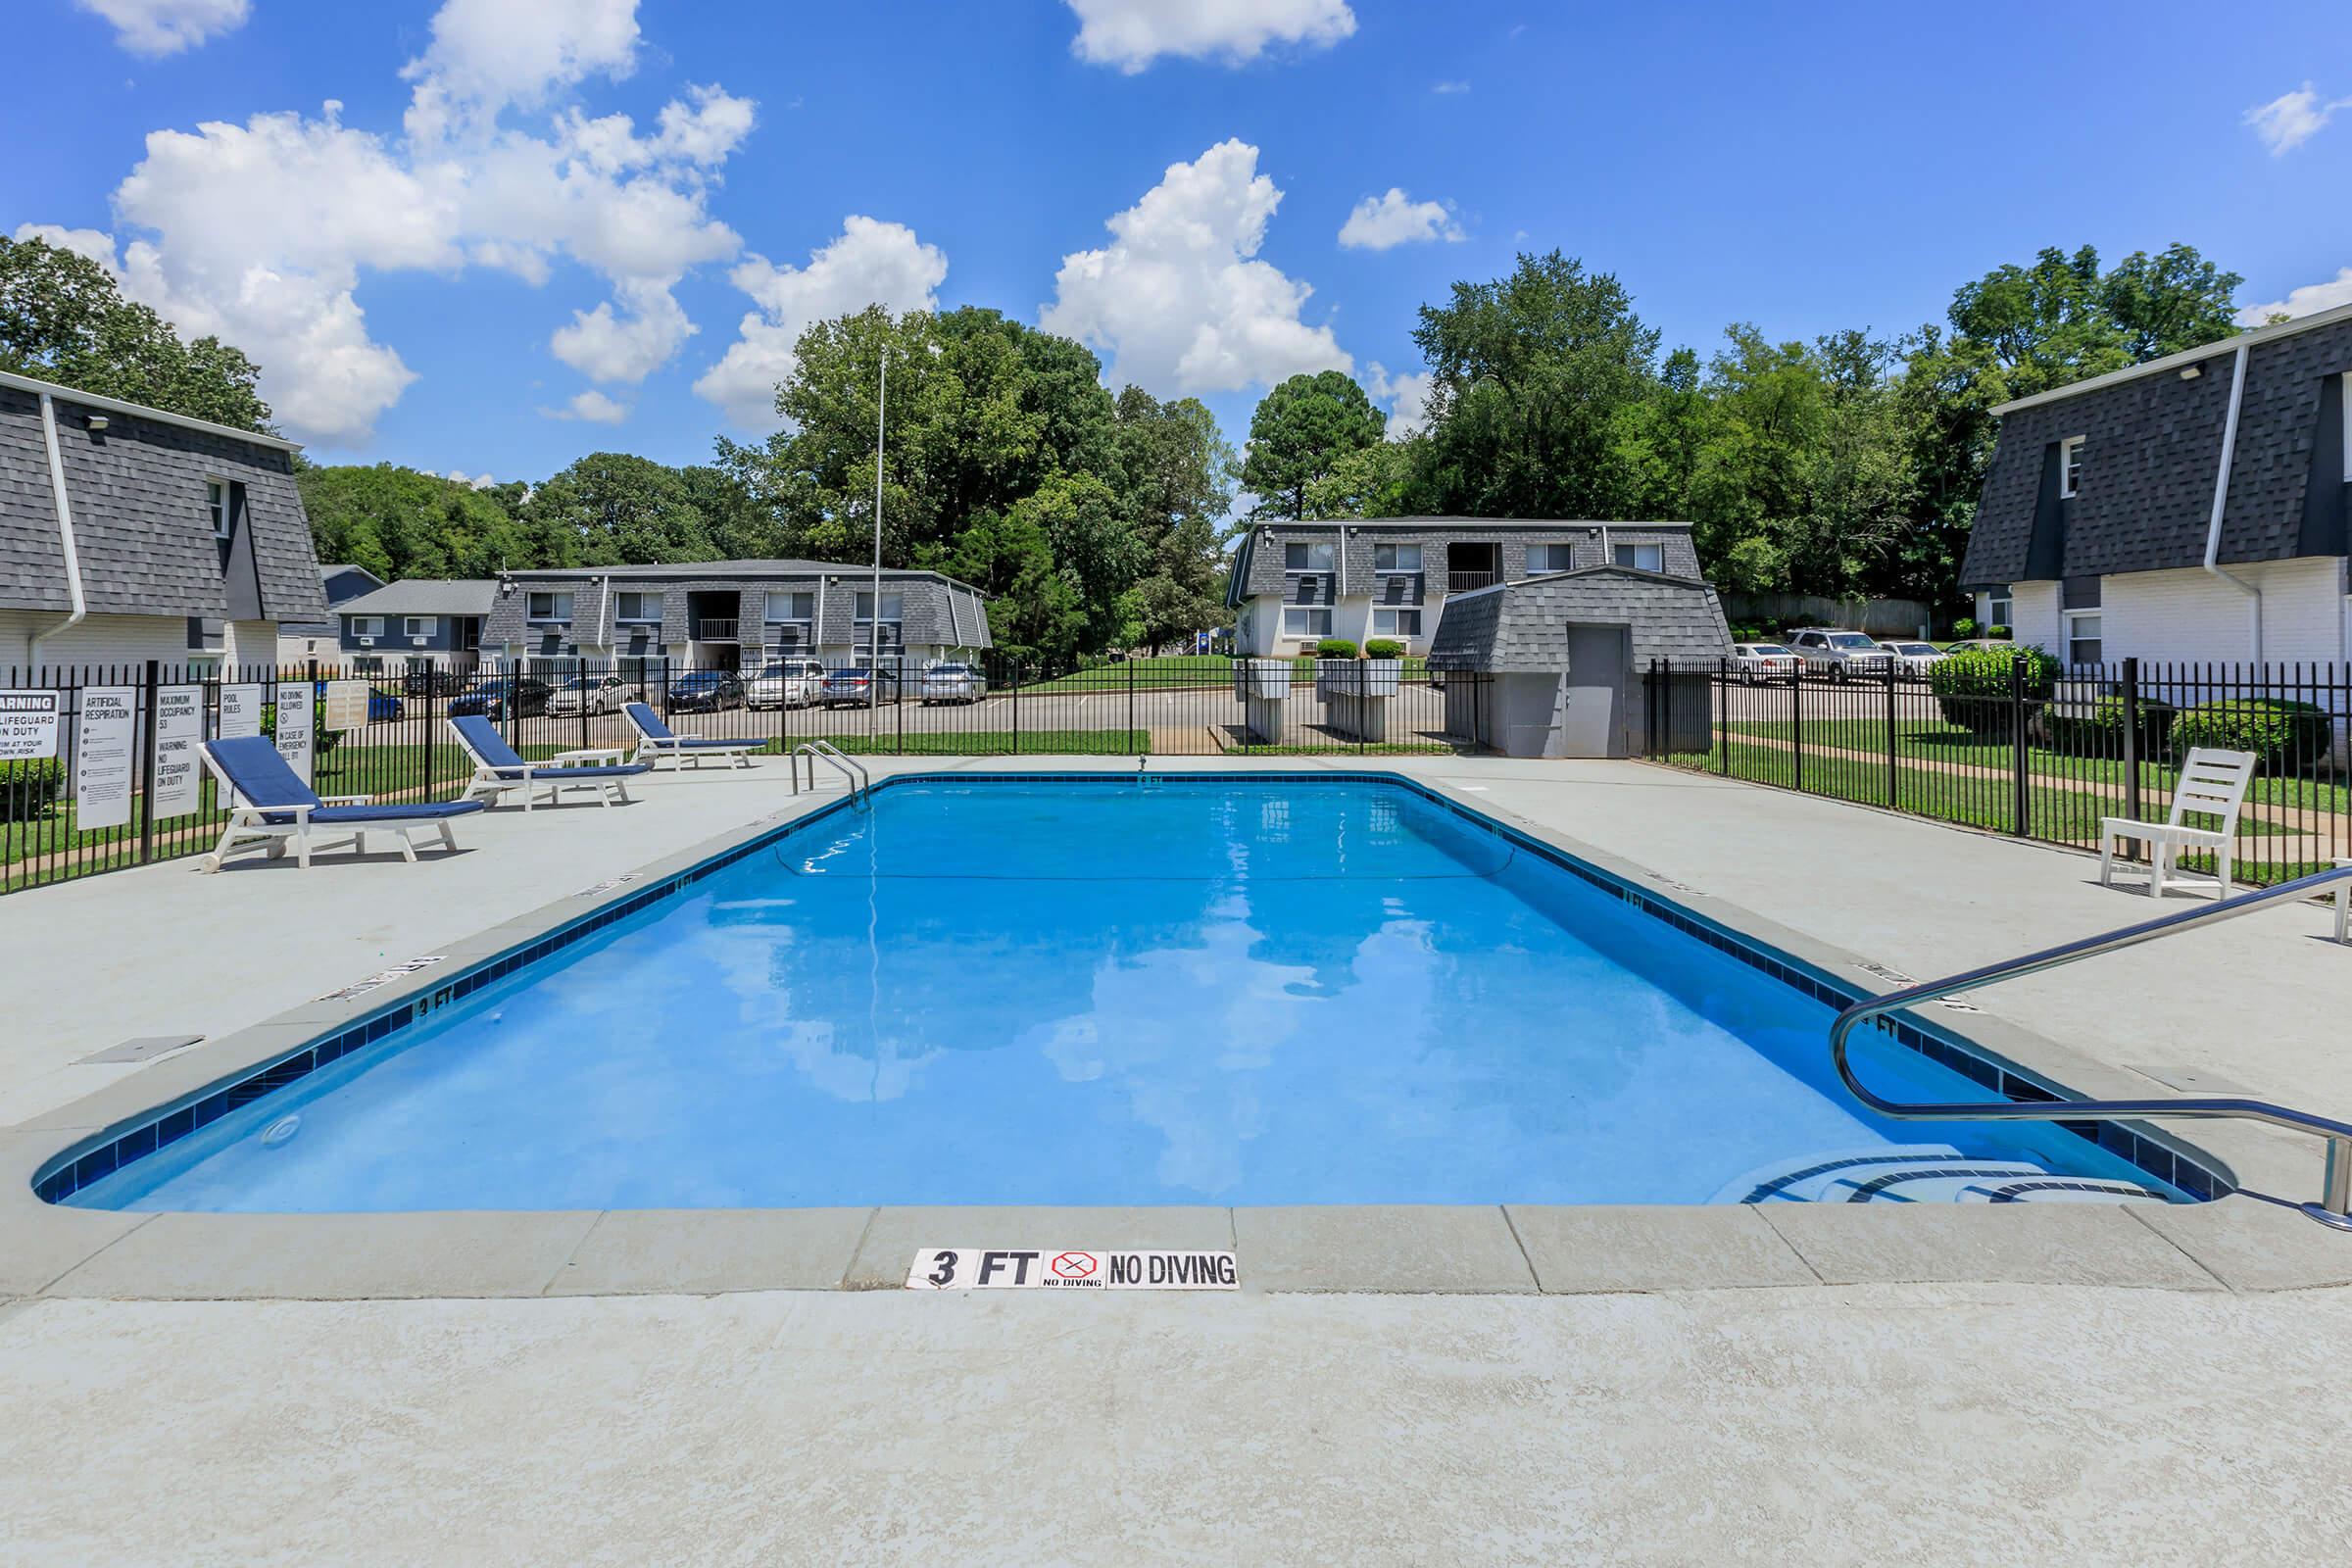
(545, 672, 639, 716)
(1877, 640, 1947, 680)
(746, 658, 826, 710)
(918, 661, 988, 706)
(1787, 628, 1894, 679)
(1729, 643, 1802, 683)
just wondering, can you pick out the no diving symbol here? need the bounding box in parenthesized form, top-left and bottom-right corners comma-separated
(1051, 1250, 1098, 1280)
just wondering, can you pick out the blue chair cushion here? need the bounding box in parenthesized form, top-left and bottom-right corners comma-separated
(205, 735, 318, 809)
(451, 713, 527, 769)
(667, 738, 751, 750)
(623, 702, 673, 740)
(262, 801, 489, 826)
(488, 763, 653, 781)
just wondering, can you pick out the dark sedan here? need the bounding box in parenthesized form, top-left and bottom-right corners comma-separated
(446, 675, 553, 720)
(666, 669, 747, 712)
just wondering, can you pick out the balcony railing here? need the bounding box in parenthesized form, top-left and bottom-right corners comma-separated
(1447, 570, 1500, 594)
(696, 618, 740, 641)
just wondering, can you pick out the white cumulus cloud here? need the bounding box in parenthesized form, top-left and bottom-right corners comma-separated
(12, 223, 123, 269)
(694, 217, 949, 432)
(1040, 138, 1349, 397)
(1366, 363, 1436, 437)
(402, 0, 641, 143)
(1337, 187, 1462, 250)
(551, 277, 696, 383)
(2236, 268, 2352, 325)
(2245, 82, 2349, 154)
(1064, 0, 1354, 73)
(545, 389, 629, 423)
(74, 0, 249, 57)
(446, 468, 497, 488)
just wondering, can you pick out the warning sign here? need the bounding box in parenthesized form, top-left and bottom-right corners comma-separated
(906, 1248, 1238, 1291)
(0, 690, 61, 760)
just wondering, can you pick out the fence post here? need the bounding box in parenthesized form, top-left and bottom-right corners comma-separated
(1011, 658, 1021, 757)
(2009, 654, 2030, 837)
(2121, 657, 2143, 830)
(1884, 664, 1899, 809)
(1790, 665, 1804, 793)
(660, 656, 671, 724)
(418, 669, 434, 801)
(577, 656, 590, 756)
(1717, 659, 1729, 775)
(136, 659, 161, 864)
(1127, 652, 1138, 756)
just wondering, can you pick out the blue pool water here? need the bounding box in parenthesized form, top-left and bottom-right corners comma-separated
(71, 778, 2173, 1211)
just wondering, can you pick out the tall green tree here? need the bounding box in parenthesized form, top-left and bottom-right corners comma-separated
(1111, 387, 1236, 650)
(524, 453, 721, 564)
(298, 464, 541, 580)
(1239, 369, 1385, 519)
(0, 234, 271, 431)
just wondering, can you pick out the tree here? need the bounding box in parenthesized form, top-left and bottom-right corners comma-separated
(1410, 251, 1662, 519)
(0, 234, 271, 431)
(1111, 387, 1235, 650)
(298, 464, 540, 580)
(523, 454, 720, 564)
(1239, 370, 1385, 519)
(1300, 437, 1424, 520)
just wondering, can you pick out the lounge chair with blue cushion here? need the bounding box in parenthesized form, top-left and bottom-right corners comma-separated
(199, 736, 486, 871)
(449, 714, 652, 810)
(621, 701, 760, 769)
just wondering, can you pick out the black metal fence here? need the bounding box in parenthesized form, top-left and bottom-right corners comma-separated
(0, 654, 1487, 895)
(1644, 656, 2352, 886)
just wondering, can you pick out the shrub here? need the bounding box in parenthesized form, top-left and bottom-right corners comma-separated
(1985, 624, 2012, 640)
(0, 758, 66, 820)
(2170, 699, 2332, 773)
(1950, 617, 1979, 640)
(1363, 638, 1405, 660)
(2043, 695, 2177, 759)
(1314, 638, 1359, 660)
(1929, 646, 2060, 735)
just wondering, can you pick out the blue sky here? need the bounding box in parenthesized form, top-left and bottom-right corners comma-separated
(8, 0, 2348, 490)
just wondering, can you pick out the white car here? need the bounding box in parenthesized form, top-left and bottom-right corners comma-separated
(918, 661, 988, 705)
(1877, 640, 1947, 680)
(545, 672, 640, 716)
(1787, 628, 1894, 679)
(745, 658, 827, 710)
(1729, 643, 1802, 683)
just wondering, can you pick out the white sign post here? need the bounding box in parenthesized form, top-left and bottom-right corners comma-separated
(150, 685, 205, 819)
(0, 691, 62, 760)
(217, 683, 264, 740)
(74, 686, 136, 831)
(272, 679, 315, 784)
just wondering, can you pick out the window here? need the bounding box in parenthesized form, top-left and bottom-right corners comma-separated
(352, 656, 383, 675)
(1985, 586, 2013, 629)
(1281, 607, 1332, 638)
(2065, 611, 2102, 666)
(1284, 540, 1335, 572)
(1613, 542, 1665, 572)
(1527, 543, 1575, 573)
(2059, 436, 2085, 498)
(403, 615, 436, 638)
(349, 616, 384, 638)
(206, 479, 231, 539)
(526, 591, 573, 623)
(1372, 542, 1422, 573)
(613, 591, 660, 623)
(1371, 608, 1423, 636)
(854, 591, 905, 622)
(765, 590, 814, 624)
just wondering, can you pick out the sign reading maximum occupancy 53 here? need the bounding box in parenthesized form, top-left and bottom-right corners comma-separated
(906, 1248, 1238, 1291)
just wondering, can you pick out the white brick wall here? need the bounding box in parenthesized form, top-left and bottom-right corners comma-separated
(0, 612, 195, 674)
(2009, 582, 2062, 656)
(2099, 558, 2347, 667)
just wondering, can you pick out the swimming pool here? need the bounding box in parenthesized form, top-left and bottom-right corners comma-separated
(60, 776, 2201, 1211)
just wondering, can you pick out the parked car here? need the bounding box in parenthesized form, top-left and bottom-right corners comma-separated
(366, 687, 405, 722)
(1729, 643, 1802, 683)
(1877, 640, 1947, 679)
(446, 674, 553, 719)
(918, 661, 988, 705)
(666, 669, 747, 713)
(746, 658, 827, 710)
(401, 666, 465, 697)
(1787, 628, 1895, 680)
(1943, 639, 2018, 658)
(546, 672, 641, 716)
(818, 665, 901, 709)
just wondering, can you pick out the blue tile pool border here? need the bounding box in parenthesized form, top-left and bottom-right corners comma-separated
(28, 771, 2227, 1207)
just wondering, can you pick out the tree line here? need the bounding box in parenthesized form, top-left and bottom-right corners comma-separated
(0, 230, 2252, 655)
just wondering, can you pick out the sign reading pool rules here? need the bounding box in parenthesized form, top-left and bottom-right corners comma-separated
(217, 683, 264, 740)
(73, 686, 137, 831)
(0, 690, 62, 760)
(906, 1248, 1239, 1292)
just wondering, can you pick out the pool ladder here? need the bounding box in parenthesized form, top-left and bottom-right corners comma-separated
(1829, 863, 2352, 1228)
(789, 740, 869, 806)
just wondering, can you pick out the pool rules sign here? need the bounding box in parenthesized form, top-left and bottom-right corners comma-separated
(906, 1248, 1238, 1292)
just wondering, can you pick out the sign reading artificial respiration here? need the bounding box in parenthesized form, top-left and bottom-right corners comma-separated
(905, 1248, 1239, 1291)
(0, 691, 62, 760)
(73, 686, 136, 831)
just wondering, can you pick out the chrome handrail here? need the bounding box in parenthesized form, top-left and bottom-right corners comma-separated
(789, 740, 869, 805)
(1829, 864, 2352, 1228)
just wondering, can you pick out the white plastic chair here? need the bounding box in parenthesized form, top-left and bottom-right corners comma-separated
(2098, 748, 2256, 899)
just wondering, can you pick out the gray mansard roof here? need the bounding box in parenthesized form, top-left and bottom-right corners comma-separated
(0, 369, 328, 627)
(1426, 564, 1734, 672)
(1960, 303, 2352, 588)
(1226, 517, 1699, 606)
(336, 579, 500, 618)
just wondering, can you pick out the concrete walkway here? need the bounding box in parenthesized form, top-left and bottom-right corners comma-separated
(5, 755, 2350, 1561)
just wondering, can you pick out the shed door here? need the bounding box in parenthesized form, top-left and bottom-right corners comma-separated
(1558, 623, 1631, 758)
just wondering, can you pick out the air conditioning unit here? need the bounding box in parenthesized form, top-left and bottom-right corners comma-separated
(358, 636, 375, 647)
(411, 636, 428, 646)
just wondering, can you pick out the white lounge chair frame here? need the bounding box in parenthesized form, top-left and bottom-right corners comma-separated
(2098, 747, 2257, 899)
(450, 721, 642, 811)
(622, 703, 760, 770)
(198, 751, 466, 872)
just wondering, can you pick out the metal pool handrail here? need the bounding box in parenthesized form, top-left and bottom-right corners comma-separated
(1828, 864, 2352, 1228)
(790, 740, 869, 805)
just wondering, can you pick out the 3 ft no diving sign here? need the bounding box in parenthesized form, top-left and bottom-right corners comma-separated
(906, 1248, 1238, 1292)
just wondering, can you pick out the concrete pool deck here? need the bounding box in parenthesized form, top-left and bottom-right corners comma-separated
(4, 756, 2350, 1558)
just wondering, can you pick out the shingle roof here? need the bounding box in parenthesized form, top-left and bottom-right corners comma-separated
(1426, 565, 1733, 672)
(336, 579, 500, 616)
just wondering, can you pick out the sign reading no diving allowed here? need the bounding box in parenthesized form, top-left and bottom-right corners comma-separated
(906, 1248, 1238, 1292)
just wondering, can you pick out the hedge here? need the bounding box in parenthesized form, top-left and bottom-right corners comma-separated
(1314, 638, 1359, 660)
(1928, 646, 2060, 736)
(0, 758, 67, 820)
(1363, 639, 1404, 660)
(2042, 695, 2177, 759)
(2171, 699, 2333, 773)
